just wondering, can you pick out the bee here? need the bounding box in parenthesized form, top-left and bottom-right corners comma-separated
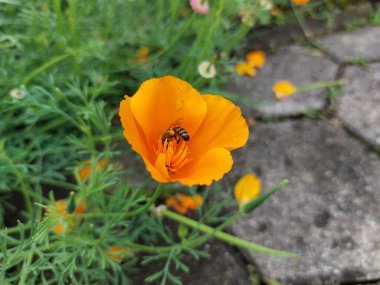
(161, 119, 190, 144)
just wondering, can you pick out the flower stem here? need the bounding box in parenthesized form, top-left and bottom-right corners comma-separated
(124, 184, 163, 217)
(161, 209, 297, 257)
(23, 53, 71, 85)
(295, 79, 344, 94)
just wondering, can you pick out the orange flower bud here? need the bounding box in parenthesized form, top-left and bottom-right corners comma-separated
(234, 173, 261, 207)
(46, 199, 86, 234)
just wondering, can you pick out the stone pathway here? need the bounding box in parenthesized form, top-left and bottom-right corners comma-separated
(226, 24, 380, 285)
(120, 24, 380, 285)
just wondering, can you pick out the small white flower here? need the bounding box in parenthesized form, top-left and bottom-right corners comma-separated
(260, 0, 273, 10)
(151, 205, 167, 217)
(197, 60, 217, 79)
(9, 88, 26, 100)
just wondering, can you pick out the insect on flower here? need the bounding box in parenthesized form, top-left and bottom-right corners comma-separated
(161, 119, 190, 145)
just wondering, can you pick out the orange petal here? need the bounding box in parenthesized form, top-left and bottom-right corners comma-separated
(189, 95, 249, 157)
(272, 81, 297, 100)
(246, 51, 266, 69)
(165, 195, 189, 214)
(120, 96, 170, 181)
(130, 76, 207, 150)
(120, 97, 153, 161)
(152, 152, 171, 183)
(234, 173, 261, 206)
(292, 0, 309, 5)
(53, 223, 64, 234)
(176, 148, 233, 186)
(235, 62, 257, 77)
(186, 195, 203, 210)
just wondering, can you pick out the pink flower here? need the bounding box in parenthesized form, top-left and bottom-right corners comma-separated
(190, 0, 210, 15)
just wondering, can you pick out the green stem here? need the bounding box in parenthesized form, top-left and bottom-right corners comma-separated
(162, 209, 296, 257)
(23, 53, 71, 85)
(295, 79, 344, 94)
(124, 184, 163, 217)
(128, 242, 173, 253)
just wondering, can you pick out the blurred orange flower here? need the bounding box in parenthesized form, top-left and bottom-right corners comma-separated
(273, 81, 297, 100)
(119, 76, 248, 186)
(46, 199, 86, 234)
(235, 62, 257, 77)
(292, 0, 310, 5)
(234, 173, 261, 207)
(246, 51, 266, 69)
(271, 7, 281, 17)
(236, 50, 266, 77)
(106, 246, 127, 262)
(79, 159, 110, 181)
(135, 47, 150, 64)
(165, 194, 203, 215)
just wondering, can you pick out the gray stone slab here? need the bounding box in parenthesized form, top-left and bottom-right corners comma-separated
(228, 119, 380, 284)
(318, 26, 380, 62)
(250, 3, 373, 51)
(338, 64, 380, 148)
(226, 45, 338, 117)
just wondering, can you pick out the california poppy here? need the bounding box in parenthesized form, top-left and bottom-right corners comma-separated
(166, 194, 203, 215)
(119, 76, 248, 186)
(46, 199, 86, 234)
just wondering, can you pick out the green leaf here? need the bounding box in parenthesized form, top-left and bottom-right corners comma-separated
(240, 179, 288, 214)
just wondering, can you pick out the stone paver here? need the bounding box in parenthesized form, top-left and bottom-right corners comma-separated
(318, 26, 380, 62)
(226, 45, 338, 117)
(228, 119, 380, 284)
(338, 64, 380, 148)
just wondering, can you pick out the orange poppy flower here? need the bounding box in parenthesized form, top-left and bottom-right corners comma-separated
(292, 0, 310, 5)
(119, 76, 248, 186)
(273, 80, 297, 100)
(234, 173, 261, 207)
(46, 199, 86, 234)
(78, 159, 110, 181)
(246, 51, 266, 69)
(165, 194, 203, 215)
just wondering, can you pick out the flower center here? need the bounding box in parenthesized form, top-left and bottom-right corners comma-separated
(157, 129, 191, 174)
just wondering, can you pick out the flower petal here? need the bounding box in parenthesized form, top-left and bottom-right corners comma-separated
(120, 97, 170, 181)
(152, 153, 171, 183)
(189, 95, 249, 157)
(234, 173, 261, 206)
(130, 76, 207, 148)
(176, 148, 233, 186)
(120, 97, 152, 160)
